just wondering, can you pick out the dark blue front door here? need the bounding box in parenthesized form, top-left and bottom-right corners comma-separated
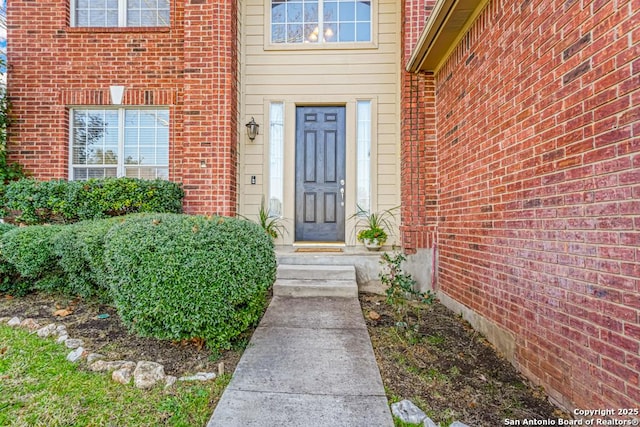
(295, 106, 346, 242)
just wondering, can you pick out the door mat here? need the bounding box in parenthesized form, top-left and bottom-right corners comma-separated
(294, 247, 344, 253)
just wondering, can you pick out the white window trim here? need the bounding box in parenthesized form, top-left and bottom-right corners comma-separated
(117, 108, 125, 176)
(264, 0, 378, 51)
(70, 0, 169, 28)
(356, 100, 371, 213)
(268, 102, 285, 217)
(68, 106, 170, 180)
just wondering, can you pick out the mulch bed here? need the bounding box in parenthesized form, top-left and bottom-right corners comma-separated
(360, 293, 570, 426)
(0, 292, 242, 377)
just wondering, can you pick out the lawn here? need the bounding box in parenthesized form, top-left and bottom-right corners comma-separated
(0, 324, 229, 427)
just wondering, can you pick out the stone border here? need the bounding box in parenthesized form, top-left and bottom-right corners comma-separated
(1, 316, 223, 390)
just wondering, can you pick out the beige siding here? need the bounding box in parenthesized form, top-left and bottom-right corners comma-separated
(240, 0, 401, 245)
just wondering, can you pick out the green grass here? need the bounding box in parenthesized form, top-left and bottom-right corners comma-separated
(393, 419, 422, 427)
(425, 334, 445, 346)
(0, 325, 230, 427)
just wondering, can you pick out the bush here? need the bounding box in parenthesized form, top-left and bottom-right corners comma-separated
(0, 224, 64, 294)
(0, 222, 23, 294)
(2, 177, 184, 225)
(52, 217, 122, 299)
(0, 89, 27, 186)
(380, 251, 435, 336)
(104, 213, 276, 350)
(0, 222, 16, 237)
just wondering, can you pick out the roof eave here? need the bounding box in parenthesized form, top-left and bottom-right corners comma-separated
(406, 0, 487, 74)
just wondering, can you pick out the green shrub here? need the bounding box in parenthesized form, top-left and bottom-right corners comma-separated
(380, 251, 435, 336)
(104, 213, 276, 350)
(2, 177, 184, 225)
(0, 222, 23, 294)
(0, 89, 27, 187)
(0, 222, 16, 236)
(0, 224, 64, 294)
(52, 217, 122, 299)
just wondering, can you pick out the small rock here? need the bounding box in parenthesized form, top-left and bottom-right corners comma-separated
(20, 318, 40, 331)
(133, 361, 166, 389)
(55, 325, 67, 336)
(164, 375, 177, 389)
(65, 339, 83, 349)
(424, 416, 439, 427)
(90, 360, 136, 373)
(391, 399, 427, 424)
(368, 310, 381, 321)
(112, 366, 134, 385)
(56, 334, 69, 344)
(218, 362, 225, 376)
(178, 372, 216, 382)
(450, 423, 470, 427)
(87, 353, 106, 364)
(7, 317, 21, 327)
(66, 347, 85, 363)
(36, 323, 57, 338)
(0, 317, 9, 323)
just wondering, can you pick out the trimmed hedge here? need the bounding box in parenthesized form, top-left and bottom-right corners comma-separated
(0, 225, 64, 278)
(104, 214, 277, 350)
(0, 213, 277, 350)
(0, 224, 65, 294)
(52, 217, 122, 299)
(2, 177, 184, 225)
(0, 222, 16, 236)
(0, 222, 21, 294)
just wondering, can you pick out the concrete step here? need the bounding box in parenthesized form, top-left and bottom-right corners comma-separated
(276, 264, 356, 281)
(273, 278, 358, 298)
(274, 264, 358, 297)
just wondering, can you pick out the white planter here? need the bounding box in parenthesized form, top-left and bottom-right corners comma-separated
(363, 238, 384, 251)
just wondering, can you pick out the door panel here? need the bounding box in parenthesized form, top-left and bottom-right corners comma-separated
(295, 106, 346, 242)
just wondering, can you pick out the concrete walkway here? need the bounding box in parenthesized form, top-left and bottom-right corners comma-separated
(207, 296, 394, 427)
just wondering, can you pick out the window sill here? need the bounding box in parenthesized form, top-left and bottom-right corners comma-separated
(264, 41, 378, 51)
(66, 26, 171, 34)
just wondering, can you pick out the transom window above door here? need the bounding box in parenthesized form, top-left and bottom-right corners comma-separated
(271, 0, 372, 44)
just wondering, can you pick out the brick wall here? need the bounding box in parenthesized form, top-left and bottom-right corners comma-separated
(400, 0, 438, 253)
(402, 0, 436, 59)
(432, 0, 639, 410)
(7, 0, 239, 215)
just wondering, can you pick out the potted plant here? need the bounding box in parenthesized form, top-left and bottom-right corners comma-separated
(257, 198, 285, 240)
(351, 205, 398, 251)
(240, 196, 286, 240)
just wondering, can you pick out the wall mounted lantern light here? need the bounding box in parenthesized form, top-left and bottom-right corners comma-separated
(245, 117, 259, 141)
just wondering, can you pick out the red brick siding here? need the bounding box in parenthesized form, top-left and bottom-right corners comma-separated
(181, 0, 238, 215)
(403, 0, 436, 61)
(433, 0, 639, 410)
(401, 0, 438, 253)
(7, 0, 239, 215)
(400, 70, 438, 253)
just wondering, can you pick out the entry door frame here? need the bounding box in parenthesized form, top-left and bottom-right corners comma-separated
(274, 98, 367, 246)
(294, 105, 347, 242)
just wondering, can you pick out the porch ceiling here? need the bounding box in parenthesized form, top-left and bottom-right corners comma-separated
(406, 0, 487, 73)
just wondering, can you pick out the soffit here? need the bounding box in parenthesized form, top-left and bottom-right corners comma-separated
(406, 0, 486, 73)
